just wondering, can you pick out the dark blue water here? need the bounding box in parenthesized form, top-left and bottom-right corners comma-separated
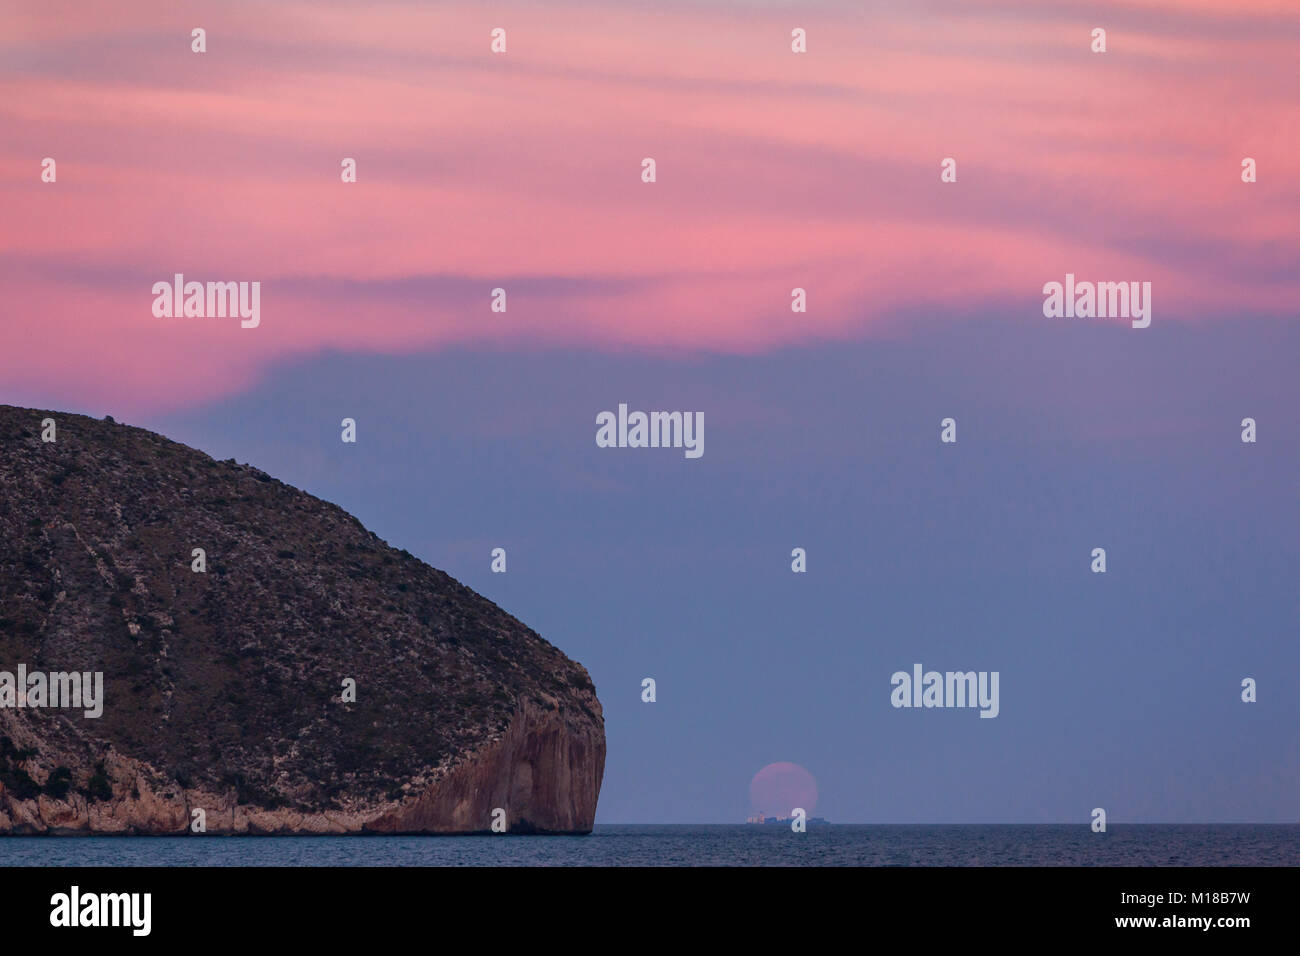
(2, 825, 1297, 866)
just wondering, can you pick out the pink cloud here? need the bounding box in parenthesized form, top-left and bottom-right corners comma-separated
(1, 0, 1296, 413)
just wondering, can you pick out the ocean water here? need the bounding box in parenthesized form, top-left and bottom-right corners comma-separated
(1, 824, 1297, 866)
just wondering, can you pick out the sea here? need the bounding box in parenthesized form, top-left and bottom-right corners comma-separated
(2, 824, 1297, 866)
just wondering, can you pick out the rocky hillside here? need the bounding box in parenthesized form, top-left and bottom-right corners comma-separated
(0, 405, 604, 834)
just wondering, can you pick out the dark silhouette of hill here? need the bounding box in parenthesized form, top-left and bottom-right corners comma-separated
(0, 406, 603, 834)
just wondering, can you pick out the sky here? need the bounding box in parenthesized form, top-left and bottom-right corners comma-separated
(1, 0, 1297, 822)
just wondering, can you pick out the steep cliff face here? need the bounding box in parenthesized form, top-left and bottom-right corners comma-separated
(0, 405, 604, 834)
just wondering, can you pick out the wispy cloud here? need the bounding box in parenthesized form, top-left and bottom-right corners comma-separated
(2, 0, 1296, 412)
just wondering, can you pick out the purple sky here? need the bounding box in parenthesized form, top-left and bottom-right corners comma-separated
(2, 0, 1297, 821)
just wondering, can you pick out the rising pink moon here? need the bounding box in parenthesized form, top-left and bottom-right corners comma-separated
(749, 762, 818, 816)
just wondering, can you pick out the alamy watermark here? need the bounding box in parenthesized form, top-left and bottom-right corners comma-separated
(152, 273, 260, 328)
(1042, 273, 1151, 328)
(0, 665, 103, 718)
(596, 404, 704, 459)
(890, 663, 999, 718)
(50, 886, 150, 936)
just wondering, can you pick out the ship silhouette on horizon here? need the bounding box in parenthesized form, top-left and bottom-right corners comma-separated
(746, 811, 830, 826)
